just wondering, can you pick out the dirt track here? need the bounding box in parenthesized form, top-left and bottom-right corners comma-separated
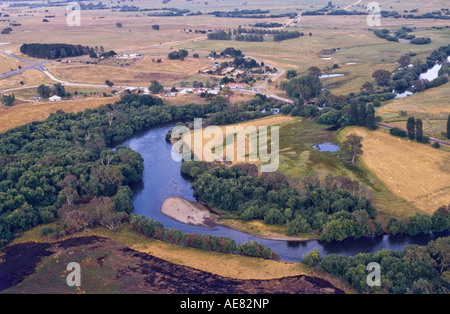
(0, 236, 344, 294)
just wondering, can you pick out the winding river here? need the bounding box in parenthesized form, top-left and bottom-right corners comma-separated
(121, 124, 446, 263)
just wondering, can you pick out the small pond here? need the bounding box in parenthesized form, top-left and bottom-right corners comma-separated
(313, 142, 340, 152)
(319, 73, 345, 79)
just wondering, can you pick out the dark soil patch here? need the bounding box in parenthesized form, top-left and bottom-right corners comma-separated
(0, 242, 53, 292)
(0, 236, 345, 294)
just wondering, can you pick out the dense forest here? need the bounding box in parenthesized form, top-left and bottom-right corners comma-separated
(303, 236, 450, 294)
(19, 43, 94, 59)
(0, 93, 283, 248)
(181, 162, 449, 242)
(182, 162, 379, 242)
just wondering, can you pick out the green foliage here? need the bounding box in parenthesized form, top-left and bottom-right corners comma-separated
(273, 31, 301, 42)
(149, 80, 164, 94)
(114, 186, 133, 214)
(20, 43, 92, 59)
(447, 114, 450, 140)
(315, 237, 450, 294)
(284, 75, 322, 100)
(1, 94, 15, 107)
(190, 165, 375, 242)
(390, 127, 407, 138)
(302, 249, 322, 267)
(236, 240, 279, 260)
(37, 84, 52, 98)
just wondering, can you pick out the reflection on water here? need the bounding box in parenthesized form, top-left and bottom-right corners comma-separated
(121, 123, 445, 262)
(313, 142, 340, 152)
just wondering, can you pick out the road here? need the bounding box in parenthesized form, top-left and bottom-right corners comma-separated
(0, 42, 294, 105)
(344, 0, 363, 10)
(285, 14, 301, 28)
(0, 52, 52, 80)
(376, 123, 450, 147)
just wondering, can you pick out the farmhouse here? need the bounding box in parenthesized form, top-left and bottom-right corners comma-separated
(49, 95, 62, 101)
(117, 52, 142, 60)
(225, 83, 248, 89)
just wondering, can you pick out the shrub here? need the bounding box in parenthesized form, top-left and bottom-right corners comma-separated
(302, 249, 322, 267)
(40, 226, 55, 237)
(390, 127, 407, 138)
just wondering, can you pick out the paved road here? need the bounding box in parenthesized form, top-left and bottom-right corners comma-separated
(285, 14, 301, 28)
(0, 51, 54, 81)
(376, 123, 450, 147)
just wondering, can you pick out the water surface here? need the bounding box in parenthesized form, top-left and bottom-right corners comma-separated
(121, 124, 444, 262)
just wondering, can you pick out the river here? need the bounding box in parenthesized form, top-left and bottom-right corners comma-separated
(394, 56, 450, 98)
(121, 124, 445, 262)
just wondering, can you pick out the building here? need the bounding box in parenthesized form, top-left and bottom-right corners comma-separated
(49, 95, 62, 101)
(226, 83, 248, 90)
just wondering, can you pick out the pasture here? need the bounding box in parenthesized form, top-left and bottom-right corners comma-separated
(343, 127, 450, 215)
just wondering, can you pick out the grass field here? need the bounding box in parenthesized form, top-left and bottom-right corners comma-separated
(46, 54, 215, 87)
(0, 69, 54, 91)
(343, 127, 450, 215)
(277, 118, 421, 220)
(0, 95, 119, 133)
(377, 84, 450, 140)
(180, 115, 294, 166)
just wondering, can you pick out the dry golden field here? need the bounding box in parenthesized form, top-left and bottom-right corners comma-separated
(0, 69, 54, 90)
(0, 95, 119, 133)
(180, 115, 294, 166)
(344, 127, 450, 214)
(46, 54, 215, 87)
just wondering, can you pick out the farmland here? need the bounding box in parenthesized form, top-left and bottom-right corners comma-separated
(342, 127, 450, 215)
(0, 0, 449, 295)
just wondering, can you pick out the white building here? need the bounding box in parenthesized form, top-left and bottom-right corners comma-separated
(49, 95, 62, 102)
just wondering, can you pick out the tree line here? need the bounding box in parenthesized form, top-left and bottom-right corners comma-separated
(303, 236, 450, 294)
(20, 43, 94, 59)
(129, 214, 279, 260)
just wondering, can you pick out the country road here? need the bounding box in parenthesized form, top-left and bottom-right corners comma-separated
(376, 123, 450, 147)
(1, 46, 448, 147)
(0, 42, 294, 104)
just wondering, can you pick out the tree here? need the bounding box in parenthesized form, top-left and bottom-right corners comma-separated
(114, 186, 133, 214)
(428, 237, 450, 274)
(357, 103, 367, 126)
(60, 48, 67, 58)
(105, 80, 114, 87)
(1, 94, 15, 106)
(407, 116, 416, 140)
(302, 249, 322, 267)
(1, 27, 12, 34)
(343, 133, 364, 164)
(366, 104, 376, 130)
(361, 82, 374, 95)
(349, 101, 359, 126)
(415, 118, 423, 142)
(372, 69, 391, 86)
(152, 25, 160, 30)
(53, 83, 66, 97)
(116, 22, 123, 28)
(37, 84, 52, 99)
(149, 80, 164, 94)
(447, 114, 450, 139)
(179, 49, 189, 60)
(308, 66, 322, 77)
(286, 69, 298, 79)
(399, 55, 411, 68)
